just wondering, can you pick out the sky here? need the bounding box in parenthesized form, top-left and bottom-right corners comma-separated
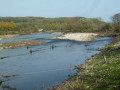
(0, 0, 120, 22)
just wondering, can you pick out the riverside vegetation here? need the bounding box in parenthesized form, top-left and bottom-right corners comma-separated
(47, 36, 120, 90)
(0, 13, 120, 35)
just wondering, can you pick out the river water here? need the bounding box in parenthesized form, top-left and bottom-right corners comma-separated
(0, 33, 113, 90)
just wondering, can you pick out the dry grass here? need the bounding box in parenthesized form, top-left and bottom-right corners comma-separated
(97, 32, 120, 37)
(1, 40, 46, 49)
(0, 35, 17, 40)
(1, 74, 19, 78)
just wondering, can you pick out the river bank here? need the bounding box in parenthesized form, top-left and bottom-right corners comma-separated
(49, 36, 120, 90)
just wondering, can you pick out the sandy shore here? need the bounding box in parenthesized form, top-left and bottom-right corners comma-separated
(53, 33, 98, 41)
(50, 32, 62, 34)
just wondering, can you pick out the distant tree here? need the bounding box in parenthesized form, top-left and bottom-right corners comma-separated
(112, 13, 120, 24)
(0, 21, 16, 31)
(112, 13, 120, 32)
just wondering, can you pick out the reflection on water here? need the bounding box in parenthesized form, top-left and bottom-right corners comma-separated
(0, 33, 113, 90)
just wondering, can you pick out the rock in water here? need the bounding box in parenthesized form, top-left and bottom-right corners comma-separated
(51, 45, 55, 49)
(30, 48, 32, 54)
(0, 78, 2, 84)
(27, 46, 29, 50)
(0, 57, 4, 59)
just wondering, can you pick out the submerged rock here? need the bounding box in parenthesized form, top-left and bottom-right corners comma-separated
(51, 45, 55, 49)
(30, 48, 32, 54)
(0, 78, 2, 84)
(1, 74, 19, 78)
(0, 57, 4, 60)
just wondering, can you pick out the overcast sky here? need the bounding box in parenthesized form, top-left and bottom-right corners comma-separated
(0, 0, 120, 22)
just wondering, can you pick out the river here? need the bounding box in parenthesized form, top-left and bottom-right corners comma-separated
(0, 33, 113, 90)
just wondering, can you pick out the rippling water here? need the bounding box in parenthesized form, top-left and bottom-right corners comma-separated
(0, 33, 113, 90)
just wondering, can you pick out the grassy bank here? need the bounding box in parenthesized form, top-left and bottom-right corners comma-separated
(49, 36, 120, 90)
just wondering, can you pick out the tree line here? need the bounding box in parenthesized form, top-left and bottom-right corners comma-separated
(0, 13, 120, 35)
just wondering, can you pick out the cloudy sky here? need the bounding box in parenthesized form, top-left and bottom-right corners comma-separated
(0, 0, 120, 22)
